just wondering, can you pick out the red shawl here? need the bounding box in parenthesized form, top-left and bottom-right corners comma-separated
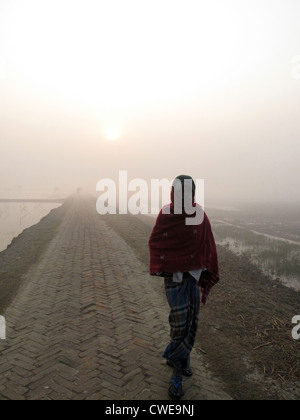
(149, 201, 219, 305)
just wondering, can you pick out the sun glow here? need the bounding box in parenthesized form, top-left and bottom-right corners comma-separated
(105, 127, 120, 142)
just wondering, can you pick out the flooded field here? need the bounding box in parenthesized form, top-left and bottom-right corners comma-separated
(0, 202, 62, 252)
(207, 203, 300, 291)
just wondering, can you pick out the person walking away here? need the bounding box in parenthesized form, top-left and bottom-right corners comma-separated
(149, 175, 219, 400)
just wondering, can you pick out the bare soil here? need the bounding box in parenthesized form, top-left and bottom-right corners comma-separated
(0, 203, 299, 400)
(103, 213, 300, 400)
(0, 201, 70, 314)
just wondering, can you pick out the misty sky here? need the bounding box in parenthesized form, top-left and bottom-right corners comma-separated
(0, 0, 300, 204)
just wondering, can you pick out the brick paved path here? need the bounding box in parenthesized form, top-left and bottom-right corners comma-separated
(0, 199, 231, 400)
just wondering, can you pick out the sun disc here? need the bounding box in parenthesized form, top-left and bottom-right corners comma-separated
(106, 127, 120, 141)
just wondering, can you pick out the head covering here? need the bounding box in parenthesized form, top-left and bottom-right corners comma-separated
(172, 175, 196, 199)
(149, 175, 219, 305)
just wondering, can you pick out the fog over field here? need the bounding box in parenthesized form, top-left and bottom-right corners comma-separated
(0, 0, 300, 206)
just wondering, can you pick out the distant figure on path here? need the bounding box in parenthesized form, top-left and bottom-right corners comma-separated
(149, 175, 219, 400)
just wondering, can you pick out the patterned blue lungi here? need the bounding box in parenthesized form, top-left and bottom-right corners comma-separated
(163, 272, 200, 370)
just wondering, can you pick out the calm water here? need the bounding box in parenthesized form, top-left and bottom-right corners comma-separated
(207, 203, 300, 292)
(0, 202, 61, 252)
